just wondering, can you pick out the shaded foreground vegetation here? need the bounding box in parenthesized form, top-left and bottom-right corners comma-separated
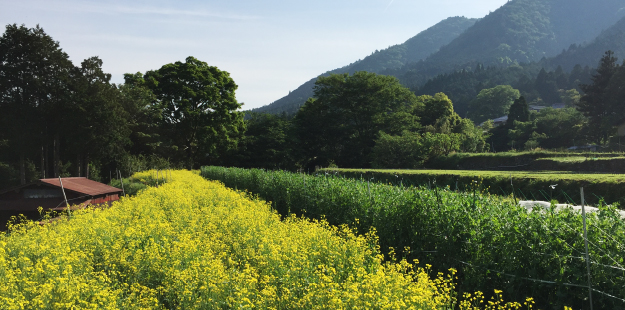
(202, 166, 625, 310)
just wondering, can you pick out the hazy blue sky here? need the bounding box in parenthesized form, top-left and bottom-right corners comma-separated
(1, 0, 509, 109)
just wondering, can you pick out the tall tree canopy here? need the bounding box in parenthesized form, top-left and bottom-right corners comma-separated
(578, 51, 621, 142)
(467, 85, 521, 124)
(507, 96, 530, 125)
(0, 24, 248, 187)
(68, 56, 131, 178)
(143, 57, 244, 168)
(0, 24, 74, 183)
(295, 72, 422, 168)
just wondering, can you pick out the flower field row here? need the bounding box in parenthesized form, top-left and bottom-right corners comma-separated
(201, 166, 625, 310)
(0, 170, 533, 309)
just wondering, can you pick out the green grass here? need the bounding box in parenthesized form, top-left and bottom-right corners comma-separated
(326, 168, 625, 182)
(428, 151, 625, 172)
(441, 151, 625, 159)
(322, 168, 625, 206)
(201, 166, 625, 310)
(537, 156, 625, 163)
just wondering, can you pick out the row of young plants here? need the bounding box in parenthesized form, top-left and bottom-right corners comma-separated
(201, 166, 625, 310)
(0, 170, 534, 309)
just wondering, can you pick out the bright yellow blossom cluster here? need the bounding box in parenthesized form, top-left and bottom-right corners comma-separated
(458, 291, 536, 310)
(0, 170, 543, 309)
(0, 170, 444, 309)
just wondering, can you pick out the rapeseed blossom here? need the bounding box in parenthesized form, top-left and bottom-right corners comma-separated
(0, 170, 535, 309)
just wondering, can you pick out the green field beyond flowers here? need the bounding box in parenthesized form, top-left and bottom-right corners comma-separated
(323, 168, 625, 207)
(202, 166, 625, 310)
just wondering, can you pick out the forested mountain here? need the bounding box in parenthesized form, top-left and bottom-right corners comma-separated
(398, 0, 625, 86)
(417, 13, 625, 118)
(251, 16, 477, 114)
(255, 0, 625, 115)
(548, 15, 625, 71)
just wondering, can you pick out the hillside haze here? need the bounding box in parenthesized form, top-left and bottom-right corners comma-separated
(398, 0, 625, 86)
(548, 15, 625, 71)
(252, 16, 477, 114)
(255, 0, 625, 115)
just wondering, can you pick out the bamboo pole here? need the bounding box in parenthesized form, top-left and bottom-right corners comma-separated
(581, 186, 594, 310)
(58, 176, 70, 217)
(118, 170, 126, 197)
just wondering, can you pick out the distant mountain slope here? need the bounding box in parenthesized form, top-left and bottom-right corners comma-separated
(256, 0, 625, 115)
(398, 0, 625, 87)
(252, 16, 477, 114)
(548, 15, 625, 71)
(415, 14, 625, 118)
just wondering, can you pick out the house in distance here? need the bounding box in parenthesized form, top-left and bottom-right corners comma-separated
(0, 177, 122, 230)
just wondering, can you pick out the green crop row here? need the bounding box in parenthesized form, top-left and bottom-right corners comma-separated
(322, 168, 625, 207)
(201, 166, 625, 310)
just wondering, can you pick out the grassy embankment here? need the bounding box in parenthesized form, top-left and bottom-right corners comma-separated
(202, 166, 625, 310)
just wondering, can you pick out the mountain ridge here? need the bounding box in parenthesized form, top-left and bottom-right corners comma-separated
(254, 0, 625, 115)
(251, 16, 477, 114)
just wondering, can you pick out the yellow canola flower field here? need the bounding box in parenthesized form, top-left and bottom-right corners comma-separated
(0, 170, 532, 309)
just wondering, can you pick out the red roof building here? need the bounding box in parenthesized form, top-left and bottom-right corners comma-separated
(0, 178, 122, 229)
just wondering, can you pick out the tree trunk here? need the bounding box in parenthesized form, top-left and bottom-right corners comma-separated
(40, 145, 45, 179)
(84, 155, 89, 179)
(53, 133, 60, 178)
(76, 154, 82, 177)
(20, 154, 26, 185)
(44, 145, 49, 179)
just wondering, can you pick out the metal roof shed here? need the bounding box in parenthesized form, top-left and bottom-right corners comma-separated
(0, 178, 122, 229)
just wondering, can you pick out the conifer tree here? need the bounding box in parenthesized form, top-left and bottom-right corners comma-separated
(578, 50, 619, 142)
(507, 96, 530, 125)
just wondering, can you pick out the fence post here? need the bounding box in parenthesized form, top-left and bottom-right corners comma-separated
(511, 174, 516, 204)
(118, 170, 126, 197)
(59, 176, 70, 218)
(472, 180, 477, 208)
(581, 186, 594, 310)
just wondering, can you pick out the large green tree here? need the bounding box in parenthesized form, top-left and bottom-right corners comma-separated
(578, 51, 620, 143)
(604, 64, 625, 129)
(467, 85, 521, 124)
(119, 72, 163, 159)
(67, 57, 131, 178)
(507, 96, 530, 125)
(144, 57, 244, 168)
(232, 113, 296, 170)
(0, 24, 74, 183)
(295, 72, 422, 168)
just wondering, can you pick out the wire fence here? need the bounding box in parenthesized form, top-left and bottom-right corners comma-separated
(376, 174, 624, 308)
